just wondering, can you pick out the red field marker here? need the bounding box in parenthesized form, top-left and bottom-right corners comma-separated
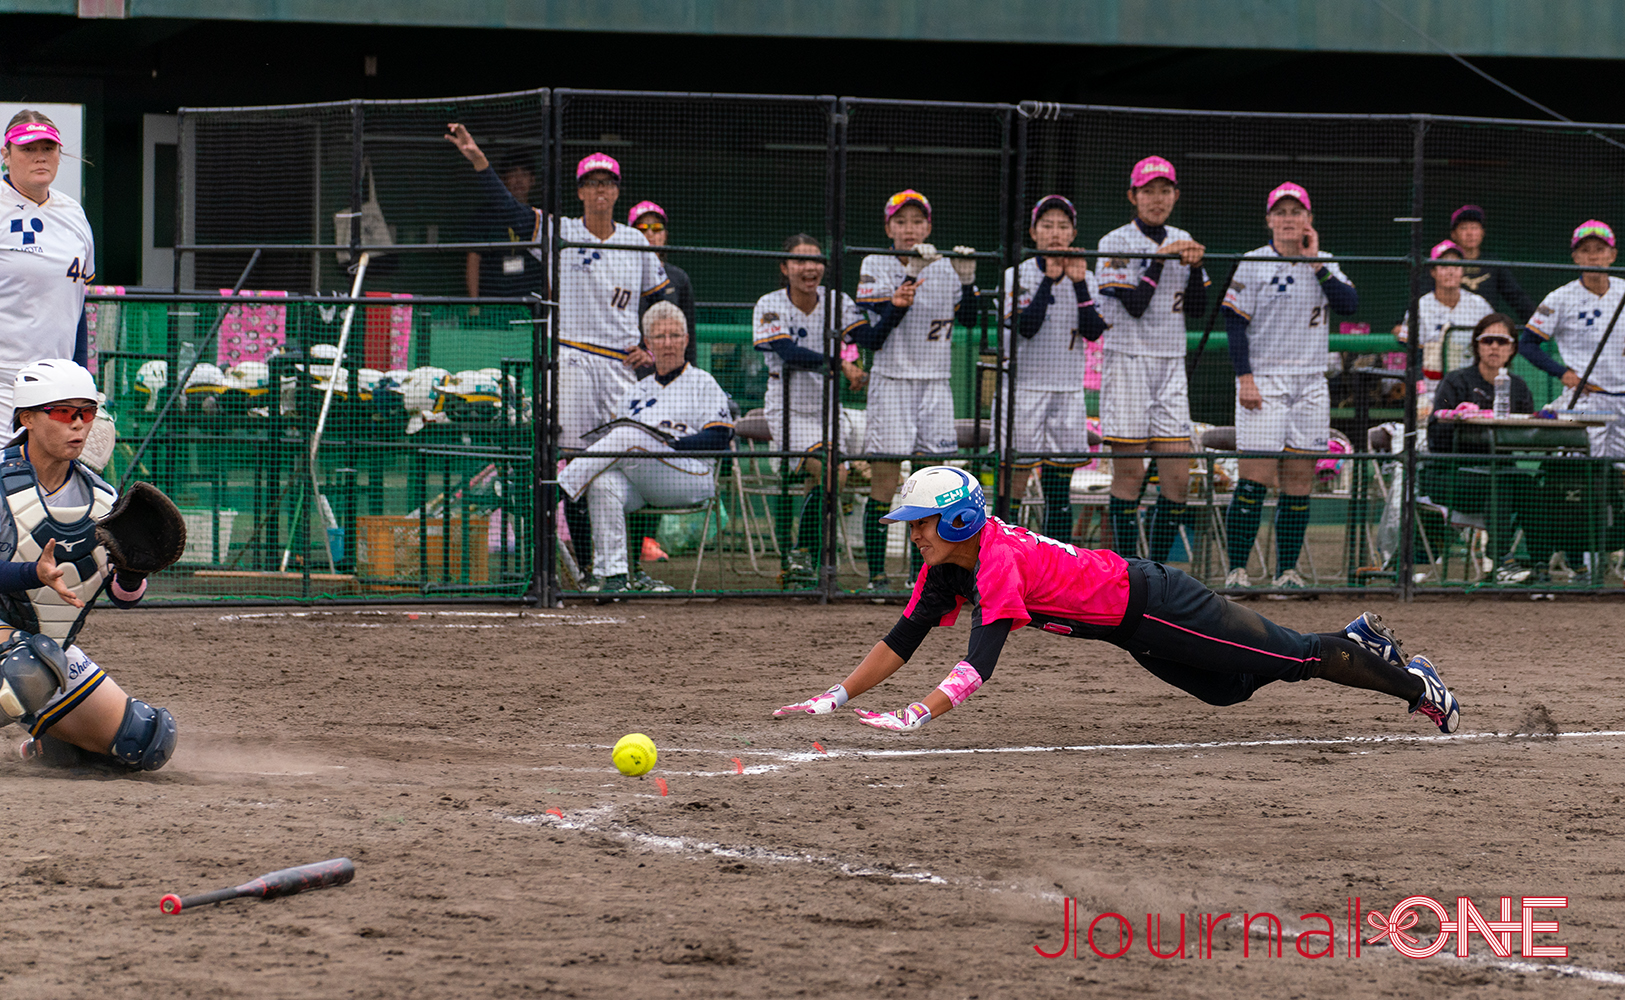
(655, 777, 669, 796)
(732, 757, 744, 774)
(546, 808, 563, 819)
(813, 741, 827, 754)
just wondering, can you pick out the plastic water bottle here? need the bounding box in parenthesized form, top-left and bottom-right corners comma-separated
(1493, 367, 1512, 418)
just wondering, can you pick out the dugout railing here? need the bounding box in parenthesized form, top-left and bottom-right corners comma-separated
(115, 90, 1625, 604)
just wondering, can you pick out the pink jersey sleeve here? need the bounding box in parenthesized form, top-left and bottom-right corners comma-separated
(971, 538, 1031, 630)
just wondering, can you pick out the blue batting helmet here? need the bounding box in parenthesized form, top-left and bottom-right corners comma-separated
(881, 466, 987, 542)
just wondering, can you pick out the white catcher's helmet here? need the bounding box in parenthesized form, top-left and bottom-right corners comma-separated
(13, 359, 98, 425)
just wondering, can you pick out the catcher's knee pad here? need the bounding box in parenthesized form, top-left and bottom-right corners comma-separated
(0, 632, 70, 724)
(109, 697, 177, 771)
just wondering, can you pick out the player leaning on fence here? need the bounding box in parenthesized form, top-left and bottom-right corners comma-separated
(852, 189, 979, 592)
(1096, 156, 1209, 563)
(999, 195, 1106, 541)
(1221, 182, 1358, 593)
(1521, 220, 1625, 459)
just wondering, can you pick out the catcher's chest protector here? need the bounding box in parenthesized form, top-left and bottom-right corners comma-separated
(0, 448, 114, 644)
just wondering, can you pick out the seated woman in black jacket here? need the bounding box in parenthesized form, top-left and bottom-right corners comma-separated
(1423, 313, 1538, 583)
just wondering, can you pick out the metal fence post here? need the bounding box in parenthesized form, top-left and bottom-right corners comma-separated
(997, 105, 1028, 522)
(821, 97, 846, 602)
(1400, 115, 1430, 602)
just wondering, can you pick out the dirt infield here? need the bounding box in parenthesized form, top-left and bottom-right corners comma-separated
(3, 596, 1623, 998)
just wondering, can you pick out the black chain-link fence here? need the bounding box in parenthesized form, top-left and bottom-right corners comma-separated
(98, 91, 1625, 604)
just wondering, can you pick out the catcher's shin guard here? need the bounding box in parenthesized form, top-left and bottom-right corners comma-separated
(109, 697, 177, 771)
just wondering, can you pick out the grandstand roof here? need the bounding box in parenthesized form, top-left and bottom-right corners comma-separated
(20, 0, 1625, 60)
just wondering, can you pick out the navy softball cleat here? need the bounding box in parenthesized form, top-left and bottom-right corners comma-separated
(1345, 611, 1405, 670)
(1406, 654, 1461, 735)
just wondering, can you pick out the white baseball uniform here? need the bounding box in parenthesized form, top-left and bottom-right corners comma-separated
(557, 363, 732, 579)
(0, 177, 95, 429)
(1095, 221, 1208, 445)
(1400, 288, 1492, 390)
(1223, 246, 1353, 452)
(556, 217, 672, 449)
(856, 254, 963, 455)
(753, 286, 865, 471)
(998, 258, 1097, 466)
(1527, 276, 1625, 456)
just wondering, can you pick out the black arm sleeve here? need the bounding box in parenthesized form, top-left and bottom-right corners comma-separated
(1494, 265, 1537, 322)
(1315, 266, 1360, 315)
(953, 283, 979, 327)
(763, 337, 831, 371)
(672, 425, 733, 451)
(1224, 308, 1253, 377)
(1102, 259, 1165, 318)
(882, 613, 934, 662)
(0, 560, 40, 592)
(1519, 329, 1570, 378)
(471, 166, 539, 234)
(963, 618, 1013, 681)
(73, 310, 88, 368)
(1075, 281, 1108, 342)
(1182, 266, 1208, 320)
(865, 300, 909, 338)
(1016, 277, 1057, 339)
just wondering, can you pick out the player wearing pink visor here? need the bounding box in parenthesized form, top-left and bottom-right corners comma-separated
(0, 111, 96, 433)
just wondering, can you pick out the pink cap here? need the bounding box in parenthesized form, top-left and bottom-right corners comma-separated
(628, 200, 665, 226)
(884, 189, 931, 221)
(1266, 182, 1311, 212)
(1429, 239, 1464, 259)
(5, 122, 60, 147)
(1029, 194, 1075, 226)
(1129, 156, 1176, 189)
(575, 152, 621, 182)
(1572, 219, 1615, 248)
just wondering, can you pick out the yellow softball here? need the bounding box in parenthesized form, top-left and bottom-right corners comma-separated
(612, 733, 658, 776)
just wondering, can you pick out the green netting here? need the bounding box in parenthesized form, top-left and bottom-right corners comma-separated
(138, 91, 1625, 602)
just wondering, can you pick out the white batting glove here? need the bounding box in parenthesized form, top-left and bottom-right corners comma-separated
(773, 684, 849, 717)
(853, 702, 932, 733)
(903, 242, 940, 279)
(950, 246, 977, 285)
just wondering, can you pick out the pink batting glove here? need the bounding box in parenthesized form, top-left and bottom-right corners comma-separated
(853, 702, 931, 733)
(773, 684, 849, 717)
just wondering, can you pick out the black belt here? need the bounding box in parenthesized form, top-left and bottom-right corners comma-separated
(1101, 561, 1148, 645)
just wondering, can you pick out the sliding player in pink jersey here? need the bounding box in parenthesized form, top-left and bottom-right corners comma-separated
(773, 466, 1460, 735)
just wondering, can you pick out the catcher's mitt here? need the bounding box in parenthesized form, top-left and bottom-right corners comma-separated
(95, 481, 187, 574)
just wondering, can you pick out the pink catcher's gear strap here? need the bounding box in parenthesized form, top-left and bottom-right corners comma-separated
(936, 661, 984, 708)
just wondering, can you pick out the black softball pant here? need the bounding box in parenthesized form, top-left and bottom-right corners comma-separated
(1113, 560, 1325, 706)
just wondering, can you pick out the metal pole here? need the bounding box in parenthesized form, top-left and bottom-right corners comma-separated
(308, 252, 371, 573)
(997, 106, 1028, 522)
(540, 90, 565, 606)
(821, 97, 845, 602)
(1399, 116, 1429, 601)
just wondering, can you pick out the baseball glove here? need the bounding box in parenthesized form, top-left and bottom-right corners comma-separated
(95, 481, 187, 574)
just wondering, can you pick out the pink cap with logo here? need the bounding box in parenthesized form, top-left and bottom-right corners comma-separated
(1429, 239, 1464, 259)
(575, 152, 621, 182)
(5, 122, 60, 147)
(884, 189, 931, 221)
(1571, 219, 1615, 248)
(1266, 182, 1311, 212)
(628, 200, 665, 226)
(1129, 156, 1176, 189)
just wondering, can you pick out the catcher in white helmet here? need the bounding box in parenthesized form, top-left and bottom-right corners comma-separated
(0, 359, 180, 772)
(774, 465, 1462, 737)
